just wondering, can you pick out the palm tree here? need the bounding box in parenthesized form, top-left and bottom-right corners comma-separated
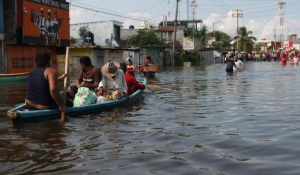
(233, 26, 257, 53)
(189, 25, 211, 49)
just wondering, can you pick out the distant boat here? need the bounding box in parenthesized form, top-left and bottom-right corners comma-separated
(0, 72, 29, 83)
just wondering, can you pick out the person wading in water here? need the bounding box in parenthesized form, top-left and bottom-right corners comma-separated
(225, 54, 238, 72)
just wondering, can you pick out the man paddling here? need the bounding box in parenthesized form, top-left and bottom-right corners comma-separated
(25, 52, 67, 112)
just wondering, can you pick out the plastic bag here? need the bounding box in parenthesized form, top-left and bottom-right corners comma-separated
(73, 87, 97, 106)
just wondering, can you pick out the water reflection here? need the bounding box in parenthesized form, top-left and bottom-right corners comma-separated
(1, 121, 76, 174)
(1, 62, 300, 174)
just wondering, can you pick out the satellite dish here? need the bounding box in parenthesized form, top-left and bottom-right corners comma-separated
(105, 38, 111, 46)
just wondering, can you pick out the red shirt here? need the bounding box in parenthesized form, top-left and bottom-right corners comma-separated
(281, 55, 287, 64)
(125, 74, 145, 95)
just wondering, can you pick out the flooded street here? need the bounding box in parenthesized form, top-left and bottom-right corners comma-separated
(1, 62, 300, 175)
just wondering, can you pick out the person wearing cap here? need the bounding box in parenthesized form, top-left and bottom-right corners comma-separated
(25, 52, 67, 112)
(119, 63, 145, 95)
(96, 61, 127, 98)
(126, 57, 135, 77)
(67, 56, 101, 100)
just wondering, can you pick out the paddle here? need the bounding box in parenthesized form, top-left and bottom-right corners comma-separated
(146, 85, 197, 99)
(61, 47, 69, 121)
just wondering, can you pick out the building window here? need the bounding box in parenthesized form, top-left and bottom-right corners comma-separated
(12, 57, 34, 68)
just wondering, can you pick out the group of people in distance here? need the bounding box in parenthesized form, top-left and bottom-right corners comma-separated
(225, 52, 245, 72)
(25, 52, 150, 113)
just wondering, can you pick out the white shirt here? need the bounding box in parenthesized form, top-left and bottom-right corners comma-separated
(98, 69, 127, 94)
(233, 60, 243, 71)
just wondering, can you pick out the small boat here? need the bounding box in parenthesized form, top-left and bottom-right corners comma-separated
(7, 79, 147, 122)
(0, 72, 29, 83)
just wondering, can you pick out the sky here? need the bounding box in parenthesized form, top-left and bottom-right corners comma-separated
(66, 0, 300, 41)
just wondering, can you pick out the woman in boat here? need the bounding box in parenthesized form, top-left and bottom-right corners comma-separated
(25, 52, 67, 112)
(126, 57, 135, 77)
(120, 63, 145, 95)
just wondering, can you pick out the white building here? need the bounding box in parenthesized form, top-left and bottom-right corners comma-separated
(70, 20, 122, 47)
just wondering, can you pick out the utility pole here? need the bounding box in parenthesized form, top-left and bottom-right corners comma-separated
(278, 2, 286, 48)
(232, 9, 242, 52)
(168, 0, 170, 18)
(274, 28, 276, 50)
(187, 0, 189, 20)
(172, 0, 179, 66)
(213, 21, 220, 31)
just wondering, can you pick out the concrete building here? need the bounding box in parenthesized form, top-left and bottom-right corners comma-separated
(70, 20, 122, 47)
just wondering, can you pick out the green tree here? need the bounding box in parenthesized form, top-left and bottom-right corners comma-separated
(210, 30, 232, 51)
(78, 26, 87, 39)
(233, 26, 257, 53)
(70, 37, 78, 44)
(125, 25, 165, 47)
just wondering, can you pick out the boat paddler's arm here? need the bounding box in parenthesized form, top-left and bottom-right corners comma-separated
(57, 73, 68, 82)
(47, 69, 67, 113)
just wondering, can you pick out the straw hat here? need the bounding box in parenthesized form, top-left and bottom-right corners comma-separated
(101, 61, 120, 77)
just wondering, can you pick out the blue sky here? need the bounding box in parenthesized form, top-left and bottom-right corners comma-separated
(66, 0, 300, 41)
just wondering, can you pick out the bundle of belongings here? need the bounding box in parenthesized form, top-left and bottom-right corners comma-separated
(73, 87, 123, 106)
(73, 87, 97, 106)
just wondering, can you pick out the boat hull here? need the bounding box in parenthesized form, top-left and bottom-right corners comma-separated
(7, 79, 146, 122)
(0, 72, 29, 83)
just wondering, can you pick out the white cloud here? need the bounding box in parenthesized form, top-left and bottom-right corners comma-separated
(200, 10, 300, 41)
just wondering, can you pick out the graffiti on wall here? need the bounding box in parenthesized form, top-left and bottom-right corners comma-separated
(22, 0, 70, 46)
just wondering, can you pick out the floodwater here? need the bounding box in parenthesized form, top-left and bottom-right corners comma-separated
(1, 62, 300, 175)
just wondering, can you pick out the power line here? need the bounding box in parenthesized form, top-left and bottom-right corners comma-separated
(70, 4, 159, 23)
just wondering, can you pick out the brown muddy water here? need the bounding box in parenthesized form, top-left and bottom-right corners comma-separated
(1, 62, 300, 175)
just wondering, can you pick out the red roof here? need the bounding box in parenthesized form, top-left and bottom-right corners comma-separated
(166, 41, 182, 48)
(156, 26, 174, 32)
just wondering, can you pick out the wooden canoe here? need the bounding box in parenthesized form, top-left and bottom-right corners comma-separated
(7, 78, 147, 122)
(0, 72, 29, 83)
